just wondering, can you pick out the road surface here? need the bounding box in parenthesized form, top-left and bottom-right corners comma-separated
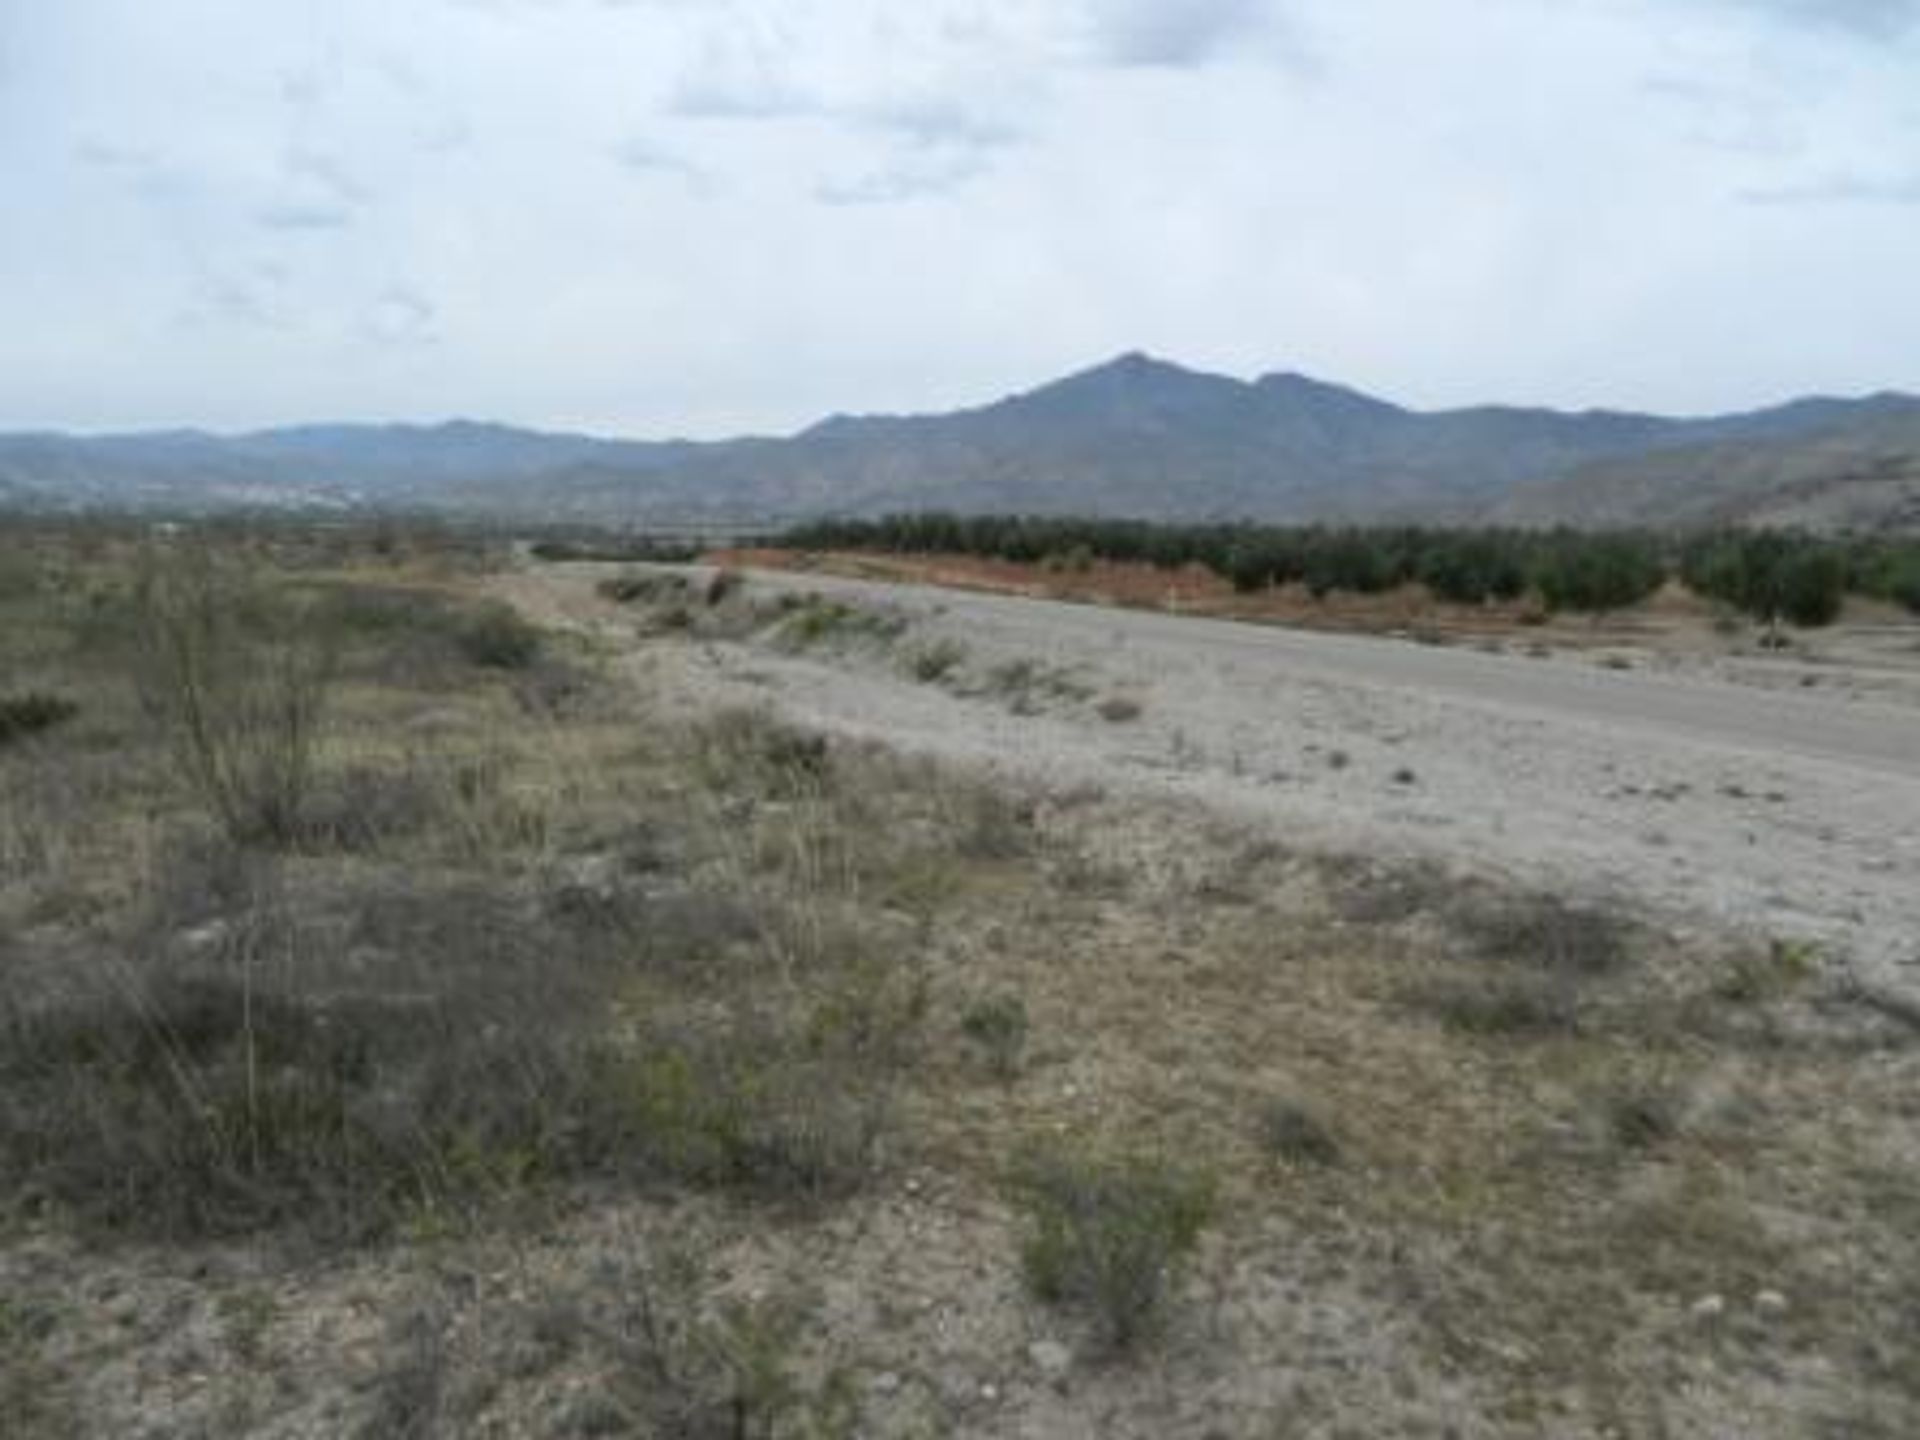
(510, 560, 1920, 989)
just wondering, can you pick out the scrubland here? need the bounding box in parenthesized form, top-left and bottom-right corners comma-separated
(1, 520, 1916, 1438)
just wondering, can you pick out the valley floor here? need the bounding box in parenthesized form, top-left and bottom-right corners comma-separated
(3, 536, 1916, 1438)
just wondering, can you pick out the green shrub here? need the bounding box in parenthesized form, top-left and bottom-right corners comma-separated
(774, 597, 905, 651)
(1010, 1145, 1216, 1351)
(961, 994, 1029, 1079)
(905, 639, 967, 684)
(693, 708, 832, 796)
(1608, 1087, 1682, 1150)
(1256, 1100, 1340, 1165)
(457, 603, 541, 668)
(0, 693, 77, 748)
(1451, 892, 1632, 977)
(596, 572, 688, 605)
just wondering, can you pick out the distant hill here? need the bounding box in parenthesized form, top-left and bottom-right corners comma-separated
(5, 355, 1917, 531)
(1490, 403, 1920, 532)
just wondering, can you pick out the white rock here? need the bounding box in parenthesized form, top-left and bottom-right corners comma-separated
(1690, 1294, 1726, 1321)
(1755, 1289, 1789, 1315)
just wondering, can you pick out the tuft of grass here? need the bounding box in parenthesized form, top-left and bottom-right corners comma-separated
(1010, 1144, 1216, 1352)
(1450, 892, 1633, 977)
(983, 657, 1093, 712)
(904, 638, 968, 684)
(692, 707, 831, 797)
(772, 597, 906, 652)
(1607, 1085, 1683, 1151)
(1715, 938, 1818, 1003)
(0, 692, 78, 748)
(132, 545, 338, 847)
(357, 1300, 451, 1440)
(0, 1297, 77, 1440)
(1255, 1099, 1341, 1166)
(456, 602, 542, 669)
(1417, 973, 1582, 1037)
(960, 994, 1029, 1079)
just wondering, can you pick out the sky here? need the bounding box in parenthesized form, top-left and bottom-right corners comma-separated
(3, 0, 1918, 436)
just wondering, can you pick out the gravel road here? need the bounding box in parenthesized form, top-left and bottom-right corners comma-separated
(516, 561, 1920, 993)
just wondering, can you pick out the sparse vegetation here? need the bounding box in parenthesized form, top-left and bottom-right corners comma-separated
(773, 595, 908, 651)
(2, 517, 1916, 1436)
(456, 600, 543, 668)
(905, 637, 968, 683)
(960, 993, 1029, 1079)
(0, 692, 77, 747)
(132, 544, 338, 846)
(1256, 1099, 1341, 1166)
(1010, 1145, 1217, 1352)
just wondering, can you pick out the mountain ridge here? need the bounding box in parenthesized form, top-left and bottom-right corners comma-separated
(4, 354, 1917, 531)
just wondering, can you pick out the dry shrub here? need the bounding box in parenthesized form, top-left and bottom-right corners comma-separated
(1010, 1144, 1216, 1353)
(132, 545, 337, 847)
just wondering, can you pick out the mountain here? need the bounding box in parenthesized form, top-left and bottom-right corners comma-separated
(1490, 400, 1920, 531)
(4, 356, 1918, 531)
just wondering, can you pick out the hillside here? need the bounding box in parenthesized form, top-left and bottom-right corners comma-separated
(5, 355, 1917, 530)
(1492, 405, 1920, 531)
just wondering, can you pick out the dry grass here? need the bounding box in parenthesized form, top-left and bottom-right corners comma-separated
(1, 522, 1915, 1436)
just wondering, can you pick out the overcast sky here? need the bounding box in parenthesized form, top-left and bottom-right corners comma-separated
(3, 0, 1917, 435)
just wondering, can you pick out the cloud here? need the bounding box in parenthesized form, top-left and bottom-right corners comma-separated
(256, 148, 369, 232)
(256, 203, 357, 230)
(1711, 0, 1919, 38)
(186, 263, 298, 334)
(814, 148, 992, 205)
(613, 138, 712, 190)
(857, 97, 1024, 151)
(667, 24, 821, 119)
(1084, 0, 1270, 67)
(75, 138, 188, 199)
(360, 286, 438, 346)
(1740, 170, 1920, 203)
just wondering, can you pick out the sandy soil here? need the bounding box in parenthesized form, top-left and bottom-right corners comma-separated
(503, 559, 1920, 998)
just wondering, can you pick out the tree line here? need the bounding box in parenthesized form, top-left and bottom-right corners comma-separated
(778, 514, 1920, 627)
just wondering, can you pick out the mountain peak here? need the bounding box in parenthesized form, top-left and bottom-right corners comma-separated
(1254, 369, 1407, 417)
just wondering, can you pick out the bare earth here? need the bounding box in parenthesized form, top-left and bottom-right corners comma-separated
(506, 560, 1920, 996)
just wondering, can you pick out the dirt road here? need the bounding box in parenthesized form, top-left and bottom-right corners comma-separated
(512, 561, 1920, 991)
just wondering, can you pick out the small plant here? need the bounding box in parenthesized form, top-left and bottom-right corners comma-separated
(598, 572, 688, 605)
(1256, 1099, 1340, 1166)
(0, 1296, 75, 1439)
(1420, 974, 1581, 1037)
(457, 602, 541, 669)
(695, 707, 832, 797)
(132, 546, 337, 846)
(961, 994, 1029, 1079)
(1452, 893, 1631, 977)
(0, 692, 78, 748)
(1715, 938, 1818, 1003)
(1096, 695, 1142, 723)
(1607, 1086, 1682, 1150)
(1010, 1144, 1216, 1352)
(774, 598, 904, 652)
(905, 638, 967, 684)
(357, 1300, 450, 1440)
